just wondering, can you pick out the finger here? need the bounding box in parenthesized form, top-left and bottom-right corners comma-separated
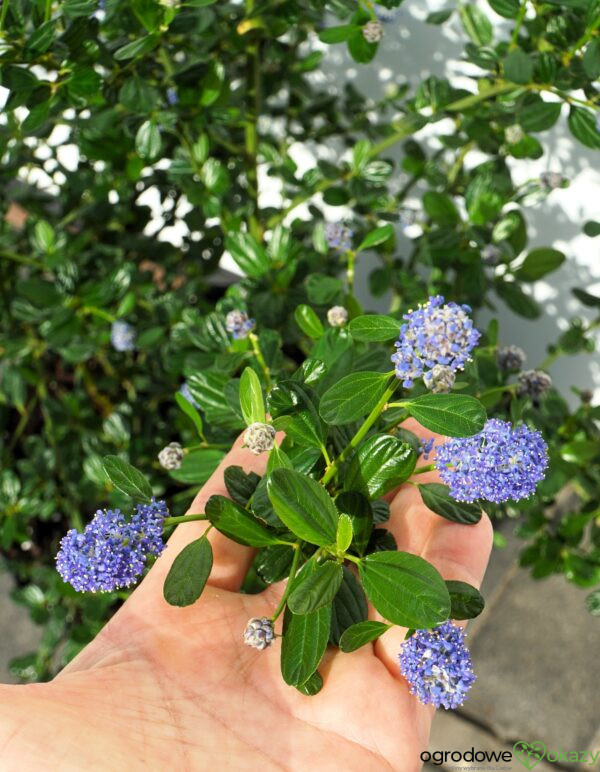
(138, 433, 274, 595)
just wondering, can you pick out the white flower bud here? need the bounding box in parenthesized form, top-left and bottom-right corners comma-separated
(244, 423, 276, 454)
(362, 20, 383, 43)
(244, 617, 275, 650)
(505, 125, 524, 145)
(158, 442, 184, 470)
(423, 364, 456, 394)
(327, 305, 348, 328)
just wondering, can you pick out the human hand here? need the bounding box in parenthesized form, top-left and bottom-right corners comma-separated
(0, 421, 492, 771)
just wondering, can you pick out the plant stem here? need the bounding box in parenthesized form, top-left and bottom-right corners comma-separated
(510, 2, 527, 49)
(346, 250, 356, 294)
(44, 0, 51, 22)
(411, 463, 435, 475)
(244, 0, 262, 241)
(163, 514, 209, 527)
(321, 381, 397, 486)
(0, 0, 10, 32)
(271, 544, 302, 622)
(565, 13, 600, 62)
(1, 249, 45, 269)
(249, 332, 271, 390)
(478, 383, 520, 399)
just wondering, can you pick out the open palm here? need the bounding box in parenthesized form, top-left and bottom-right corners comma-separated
(0, 422, 492, 771)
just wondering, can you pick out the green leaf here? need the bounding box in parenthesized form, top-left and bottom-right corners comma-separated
(487, 0, 520, 17)
(494, 279, 542, 319)
(583, 221, 600, 238)
(295, 305, 324, 339)
(329, 566, 369, 646)
(426, 9, 453, 24)
(515, 248, 565, 281)
(114, 34, 159, 61)
(504, 49, 534, 84)
(459, 5, 493, 45)
(267, 469, 338, 546)
(418, 483, 482, 524)
(266, 444, 294, 473)
(359, 551, 450, 628)
(281, 604, 331, 686)
(102, 455, 152, 502)
(585, 589, 600, 616)
(225, 232, 271, 277)
(288, 560, 343, 614)
(572, 288, 600, 307)
(175, 391, 204, 438)
(339, 620, 391, 652)
(239, 367, 265, 426)
(357, 224, 394, 251)
(519, 100, 562, 133)
(255, 544, 295, 583)
(135, 120, 162, 161)
(345, 435, 417, 498)
(423, 191, 460, 225)
(347, 28, 378, 64)
(560, 440, 598, 464)
(402, 394, 486, 437)
(223, 466, 261, 506)
(348, 314, 401, 342)
(446, 580, 485, 619)
(335, 491, 373, 556)
(199, 61, 224, 107)
(583, 38, 600, 80)
(336, 514, 354, 553)
(318, 25, 356, 44)
(163, 537, 213, 607)
(568, 107, 600, 150)
(169, 449, 224, 485)
(205, 495, 280, 546)
(319, 372, 391, 425)
(295, 671, 323, 696)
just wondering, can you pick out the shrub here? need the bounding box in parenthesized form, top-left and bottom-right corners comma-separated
(0, 0, 599, 681)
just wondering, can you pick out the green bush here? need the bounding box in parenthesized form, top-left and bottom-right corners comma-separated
(1, 0, 599, 680)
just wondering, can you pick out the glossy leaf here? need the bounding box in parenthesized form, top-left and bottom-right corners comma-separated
(281, 604, 331, 686)
(345, 434, 417, 498)
(359, 551, 450, 628)
(348, 314, 401, 342)
(287, 560, 343, 614)
(163, 537, 213, 607)
(403, 394, 486, 437)
(102, 455, 152, 502)
(239, 367, 266, 426)
(267, 469, 338, 545)
(205, 495, 281, 546)
(319, 372, 391, 425)
(339, 620, 392, 652)
(418, 483, 482, 524)
(446, 580, 485, 619)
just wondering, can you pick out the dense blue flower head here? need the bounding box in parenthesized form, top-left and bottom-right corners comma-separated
(391, 295, 480, 388)
(324, 222, 353, 251)
(56, 500, 167, 592)
(225, 309, 255, 340)
(399, 621, 475, 710)
(110, 320, 135, 352)
(166, 87, 178, 106)
(434, 419, 548, 503)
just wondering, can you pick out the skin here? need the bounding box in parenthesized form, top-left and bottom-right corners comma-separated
(0, 420, 492, 771)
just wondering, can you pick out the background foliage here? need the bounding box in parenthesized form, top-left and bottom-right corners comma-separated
(0, 0, 599, 680)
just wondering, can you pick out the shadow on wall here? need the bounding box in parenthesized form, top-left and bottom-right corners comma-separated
(314, 1, 600, 400)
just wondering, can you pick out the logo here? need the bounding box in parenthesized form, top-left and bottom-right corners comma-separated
(513, 741, 546, 769)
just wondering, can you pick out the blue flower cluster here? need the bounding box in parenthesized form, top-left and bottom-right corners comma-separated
(324, 222, 353, 251)
(225, 310, 255, 340)
(110, 320, 136, 352)
(399, 621, 476, 710)
(434, 419, 548, 503)
(420, 437, 435, 460)
(391, 295, 480, 388)
(56, 500, 167, 592)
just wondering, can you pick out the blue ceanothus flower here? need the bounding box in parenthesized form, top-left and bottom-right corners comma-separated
(110, 320, 136, 352)
(391, 295, 480, 388)
(225, 310, 255, 340)
(434, 419, 548, 503)
(56, 500, 167, 592)
(399, 622, 475, 710)
(324, 222, 353, 251)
